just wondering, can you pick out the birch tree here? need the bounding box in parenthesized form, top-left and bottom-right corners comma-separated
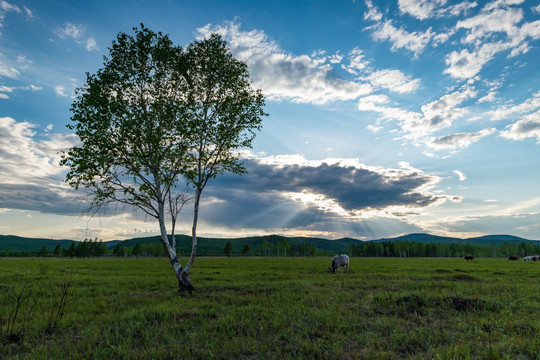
(181, 34, 266, 279)
(60, 25, 265, 292)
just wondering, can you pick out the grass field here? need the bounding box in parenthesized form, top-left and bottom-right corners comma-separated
(1, 257, 540, 359)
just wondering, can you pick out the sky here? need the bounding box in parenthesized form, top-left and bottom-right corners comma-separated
(1, 0, 540, 241)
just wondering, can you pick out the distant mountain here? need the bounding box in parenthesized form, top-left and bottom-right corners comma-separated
(0, 235, 75, 252)
(115, 234, 358, 256)
(1, 232, 537, 254)
(464, 234, 530, 245)
(373, 233, 460, 244)
(372, 233, 535, 246)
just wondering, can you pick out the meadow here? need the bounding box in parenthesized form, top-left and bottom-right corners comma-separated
(1, 257, 539, 359)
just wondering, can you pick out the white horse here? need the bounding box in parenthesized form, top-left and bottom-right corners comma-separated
(329, 254, 349, 274)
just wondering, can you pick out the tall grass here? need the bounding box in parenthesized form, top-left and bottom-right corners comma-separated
(1, 257, 539, 359)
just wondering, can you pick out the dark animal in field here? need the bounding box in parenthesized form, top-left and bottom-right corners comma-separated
(508, 255, 519, 261)
(464, 255, 474, 261)
(329, 254, 349, 274)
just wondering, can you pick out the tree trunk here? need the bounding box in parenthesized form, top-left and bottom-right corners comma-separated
(158, 203, 195, 293)
(185, 188, 201, 273)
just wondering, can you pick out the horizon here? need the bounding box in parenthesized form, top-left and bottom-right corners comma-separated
(1, 232, 538, 243)
(1, 0, 540, 241)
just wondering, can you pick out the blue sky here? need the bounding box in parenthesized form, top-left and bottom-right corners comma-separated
(1, 0, 540, 241)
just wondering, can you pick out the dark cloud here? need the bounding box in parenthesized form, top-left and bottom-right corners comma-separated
(207, 159, 440, 210)
(199, 159, 443, 233)
(0, 155, 444, 238)
(0, 182, 85, 215)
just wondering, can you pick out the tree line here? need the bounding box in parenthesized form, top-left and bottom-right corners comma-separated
(347, 240, 540, 258)
(3, 239, 540, 258)
(223, 239, 321, 257)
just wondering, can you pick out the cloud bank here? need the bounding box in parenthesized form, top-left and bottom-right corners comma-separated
(0, 117, 453, 238)
(199, 156, 449, 236)
(0, 117, 81, 215)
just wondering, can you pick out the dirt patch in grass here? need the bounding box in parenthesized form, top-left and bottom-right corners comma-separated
(434, 269, 452, 273)
(396, 295, 426, 307)
(511, 322, 536, 336)
(444, 296, 486, 312)
(449, 274, 476, 281)
(394, 294, 489, 314)
(2, 333, 24, 344)
(175, 312, 199, 321)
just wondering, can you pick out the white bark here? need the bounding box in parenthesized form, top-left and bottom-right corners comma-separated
(186, 188, 200, 273)
(156, 190, 192, 290)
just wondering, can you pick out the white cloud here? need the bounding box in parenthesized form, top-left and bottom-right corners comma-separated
(0, 60, 20, 78)
(0, 83, 42, 98)
(16, 54, 32, 69)
(398, 0, 478, 19)
(444, 42, 509, 79)
(0, 0, 21, 23)
(488, 90, 540, 120)
(56, 22, 84, 40)
(404, 86, 477, 136)
(454, 170, 467, 181)
(477, 90, 497, 103)
(0, 84, 12, 98)
(369, 20, 435, 57)
(444, 1, 540, 79)
(197, 22, 373, 104)
(54, 84, 67, 97)
(0, 1, 21, 35)
(23, 6, 32, 18)
(0, 117, 77, 183)
(456, 7, 523, 45)
(364, 0, 382, 21)
(367, 124, 383, 133)
(483, 0, 525, 12)
(364, 0, 442, 56)
(398, 0, 447, 20)
(444, 1, 478, 17)
(0, 1, 20, 13)
(500, 109, 540, 143)
(360, 69, 421, 94)
(86, 37, 98, 51)
(357, 94, 422, 125)
(356, 86, 487, 151)
(55, 22, 98, 52)
(341, 47, 369, 75)
(426, 128, 496, 150)
(54, 79, 77, 98)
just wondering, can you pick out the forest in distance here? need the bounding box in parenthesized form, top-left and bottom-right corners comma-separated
(1, 233, 540, 259)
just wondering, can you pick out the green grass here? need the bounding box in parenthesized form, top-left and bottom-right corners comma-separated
(1, 257, 540, 359)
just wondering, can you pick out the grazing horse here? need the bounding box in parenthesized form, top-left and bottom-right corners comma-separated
(524, 255, 540, 261)
(508, 255, 519, 261)
(329, 254, 349, 274)
(464, 255, 474, 261)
